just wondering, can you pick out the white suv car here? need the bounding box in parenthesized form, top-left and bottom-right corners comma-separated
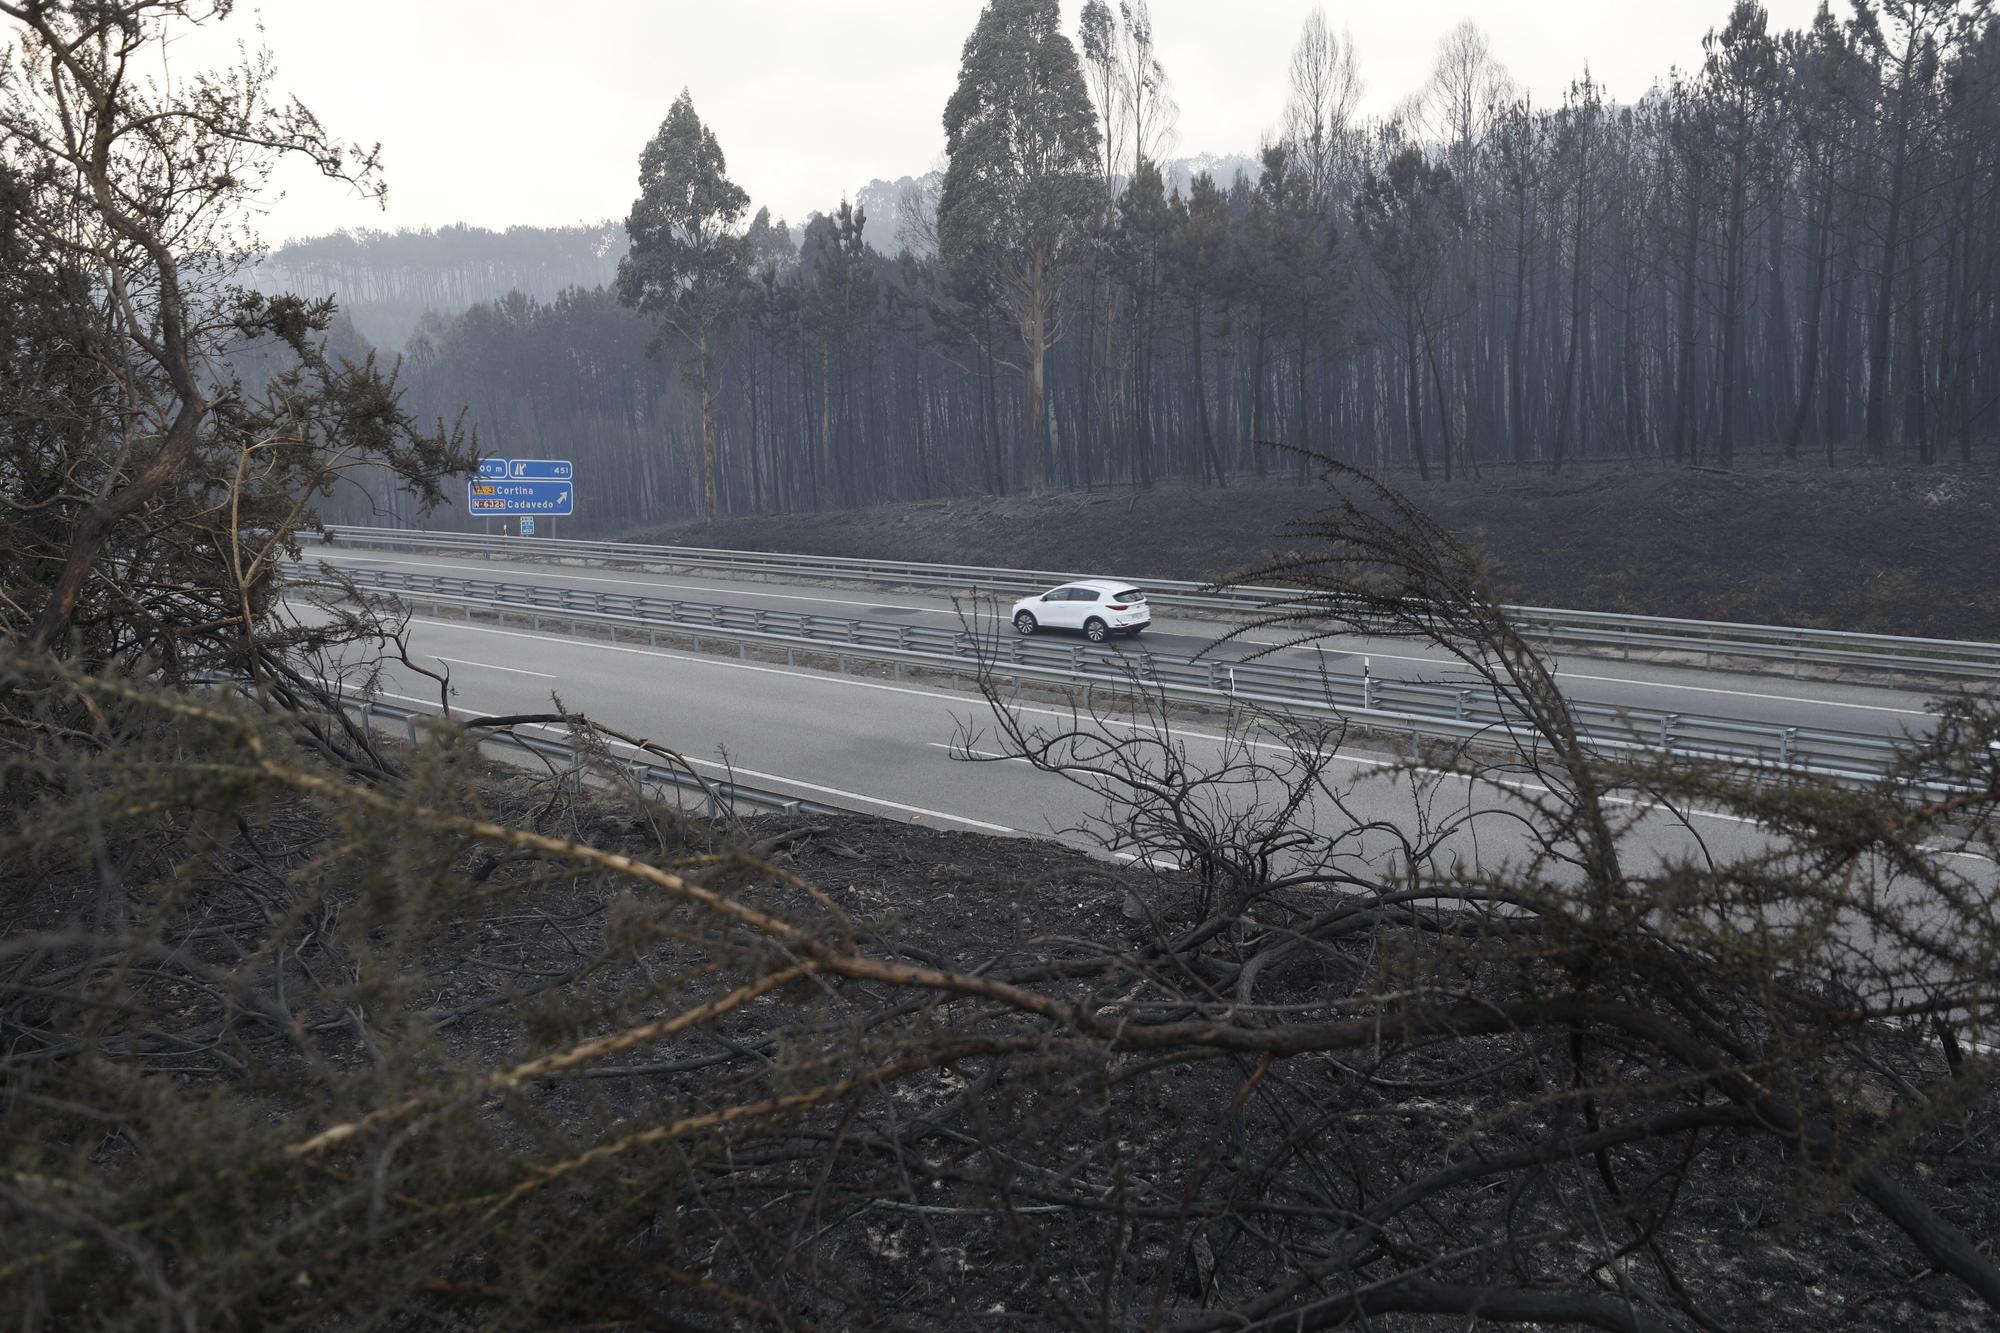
(1011, 580, 1151, 643)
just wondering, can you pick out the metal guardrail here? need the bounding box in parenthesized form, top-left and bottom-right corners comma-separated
(291, 561, 1926, 784)
(302, 526, 2000, 680)
(332, 692, 848, 819)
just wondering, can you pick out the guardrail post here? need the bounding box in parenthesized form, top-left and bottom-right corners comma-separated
(1362, 658, 1374, 711)
(1781, 726, 1797, 766)
(1455, 689, 1471, 721)
(1660, 713, 1679, 755)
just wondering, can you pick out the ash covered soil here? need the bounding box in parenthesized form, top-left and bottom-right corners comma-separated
(17, 726, 1998, 1330)
(417, 797, 1999, 1330)
(626, 463, 2000, 640)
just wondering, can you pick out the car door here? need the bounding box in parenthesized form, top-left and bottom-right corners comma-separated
(1037, 586, 1074, 629)
(1066, 586, 1101, 630)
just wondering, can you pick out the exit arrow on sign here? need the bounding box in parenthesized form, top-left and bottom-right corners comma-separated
(465, 478, 574, 515)
(508, 459, 573, 480)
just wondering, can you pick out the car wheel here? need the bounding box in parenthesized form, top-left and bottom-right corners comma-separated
(1014, 612, 1037, 636)
(1084, 617, 1109, 643)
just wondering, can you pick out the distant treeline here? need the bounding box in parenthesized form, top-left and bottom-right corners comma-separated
(330, 1, 2000, 529)
(257, 223, 627, 353)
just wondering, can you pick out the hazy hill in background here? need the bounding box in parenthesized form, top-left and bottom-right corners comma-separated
(852, 174, 932, 254)
(253, 222, 627, 351)
(257, 153, 1260, 351)
(849, 153, 1263, 257)
(1159, 151, 1261, 198)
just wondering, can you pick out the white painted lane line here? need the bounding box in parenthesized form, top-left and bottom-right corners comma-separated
(347, 683, 1016, 834)
(390, 618, 1759, 827)
(405, 616, 987, 697)
(367, 688, 478, 709)
(1113, 850, 1183, 869)
(433, 656, 555, 678)
(1917, 844, 1998, 864)
(388, 618, 1875, 836)
(673, 755, 1015, 832)
(1545, 669, 1928, 715)
(929, 742, 1032, 765)
(511, 723, 1018, 833)
(317, 553, 948, 616)
(365, 674, 1907, 853)
(937, 722, 1765, 828)
(1197, 641, 1929, 715)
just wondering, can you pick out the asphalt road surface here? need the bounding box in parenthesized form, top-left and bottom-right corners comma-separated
(319, 599, 1962, 888)
(282, 549, 1994, 1000)
(302, 545, 1946, 746)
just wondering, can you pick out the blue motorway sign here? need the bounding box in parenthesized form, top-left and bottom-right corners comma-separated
(467, 479, 574, 516)
(506, 458, 572, 480)
(475, 458, 509, 479)
(519, 517, 536, 536)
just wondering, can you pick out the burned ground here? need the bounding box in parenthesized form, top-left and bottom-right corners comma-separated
(6, 716, 1995, 1330)
(628, 461, 2000, 640)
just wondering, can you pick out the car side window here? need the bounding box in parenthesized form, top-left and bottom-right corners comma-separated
(1072, 588, 1098, 602)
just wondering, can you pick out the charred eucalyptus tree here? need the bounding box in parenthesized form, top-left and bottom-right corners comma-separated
(939, 0, 1101, 491)
(617, 90, 750, 518)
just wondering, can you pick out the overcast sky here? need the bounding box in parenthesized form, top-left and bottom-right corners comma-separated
(150, 0, 1829, 246)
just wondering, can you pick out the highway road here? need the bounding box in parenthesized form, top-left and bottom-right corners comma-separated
(341, 603, 1796, 878)
(302, 545, 1947, 747)
(287, 545, 1995, 1024)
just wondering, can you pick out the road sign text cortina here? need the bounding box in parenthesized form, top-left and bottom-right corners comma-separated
(467, 458, 576, 516)
(466, 480, 574, 516)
